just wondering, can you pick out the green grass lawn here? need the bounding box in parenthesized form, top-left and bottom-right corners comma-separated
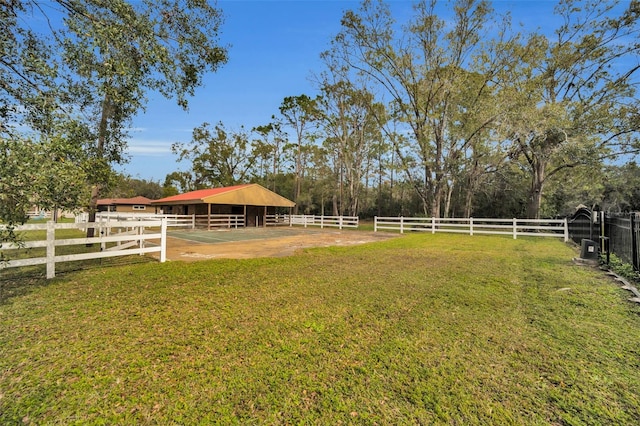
(1, 234, 639, 424)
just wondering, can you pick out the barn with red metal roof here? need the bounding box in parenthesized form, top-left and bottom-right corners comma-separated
(151, 184, 295, 227)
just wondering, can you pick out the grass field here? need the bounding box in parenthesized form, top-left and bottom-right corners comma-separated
(1, 234, 640, 424)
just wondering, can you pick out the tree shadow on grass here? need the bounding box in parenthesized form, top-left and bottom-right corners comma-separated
(0, 256, 156, 305)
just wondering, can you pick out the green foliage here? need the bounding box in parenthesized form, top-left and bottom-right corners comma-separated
(104, 173, 164, 199)
(1, 0, 228, 221)
(601, 162, 640, 212)
(172, 122, 255, 188)
(279, 94, 323, 213)
(606, 253, 640, 283)
(2, 235, 640, 423)
(0, 136, 88, 224)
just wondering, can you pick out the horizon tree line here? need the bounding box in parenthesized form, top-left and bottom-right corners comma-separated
(2, 0, 640, 227)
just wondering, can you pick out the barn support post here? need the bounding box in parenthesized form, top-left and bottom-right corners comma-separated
(263, 206, 267, 228)
(289, 207, 292, 227)
(207, 203, 212, 230)
(244, 205, 247, 228)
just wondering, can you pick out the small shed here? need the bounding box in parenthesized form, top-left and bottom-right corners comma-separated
(151, 184, 295, 227)
(97, 196, 155, 213)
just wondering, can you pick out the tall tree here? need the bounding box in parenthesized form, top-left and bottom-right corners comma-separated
(318, 79, 381, 216)
(279, 95, 322, 214)
(504, 0, 640, 218)
(329, 0, 515, 217)
(1, 1, 228, 233)
(172, 122, 255, 188)
(252, 120, 287, 192)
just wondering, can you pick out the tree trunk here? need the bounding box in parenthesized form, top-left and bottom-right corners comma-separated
(86, 93, 111, 240)
(527, 160, 546, 219)
(464, 182, 474, 218)
(444, 179, 455, 218)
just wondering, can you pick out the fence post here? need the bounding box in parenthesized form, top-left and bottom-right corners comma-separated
(321, 215, 324, 229)
(374, 216, 378, 232)
(432, 217, 436, 234)
(600, 211, 606, 252)
(400, 216, 404, 234)
(339, 216, 343, 230)
(100, 221, 107, 251)
(513, 218, 517, 239)
(46, 220, 56, 279)
(631, 213, 638, 271)
(470, 217, 474, 236)
(563, 218, 569, 242)
(192, 214, 196, 229)
(139, 223, 144, 254)
(160, 218, 167, 263)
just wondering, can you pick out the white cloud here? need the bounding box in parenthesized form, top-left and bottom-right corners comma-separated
(126, 139, 174, 156)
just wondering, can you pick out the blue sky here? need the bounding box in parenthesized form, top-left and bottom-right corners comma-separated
(118, 0, 565, 182)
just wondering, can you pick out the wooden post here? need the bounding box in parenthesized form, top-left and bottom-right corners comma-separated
(431, 217, 436, 234)
(400, 216, 404, 234)
(207, 203, 212, 230)
(470, 217, 474, 236)
(374, 216, 378, 232)
(513, 218, 517, 239)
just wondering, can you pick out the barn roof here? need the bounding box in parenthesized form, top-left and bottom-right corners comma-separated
(152, 184, 295, 207)
(97, 196, 154, 206)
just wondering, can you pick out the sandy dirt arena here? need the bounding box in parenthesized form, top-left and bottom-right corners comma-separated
(158, 229, 398, 261)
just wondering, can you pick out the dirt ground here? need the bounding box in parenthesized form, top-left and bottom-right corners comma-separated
(160, 230, 398, 261)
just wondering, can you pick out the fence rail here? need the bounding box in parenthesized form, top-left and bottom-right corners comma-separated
(280, 215, 359, 229)
(374, 216, 568, 241)
(81, 212, 246, 230)
(194, 214, 244, 229)
(1, 219, 166, 278)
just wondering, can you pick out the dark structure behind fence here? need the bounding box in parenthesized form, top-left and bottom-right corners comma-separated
(568, 208, 640, 271)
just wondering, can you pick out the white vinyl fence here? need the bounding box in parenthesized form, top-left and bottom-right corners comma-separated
(374, 216, 568, 241)
(267, 214, 359, 229)
(89, 212, 195, 228)
(194, 214, 244, 229)
(79, 212, 246, 230)
(1, 219, 167, 279)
